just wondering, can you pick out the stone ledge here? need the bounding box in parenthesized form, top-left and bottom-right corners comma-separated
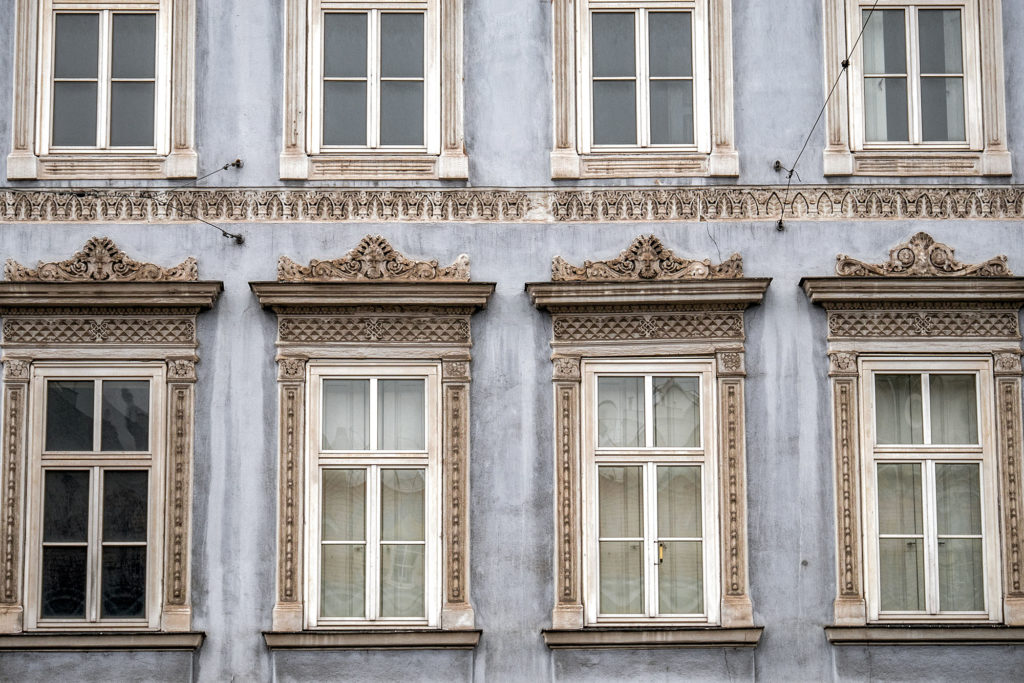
(0, 632, 205, 651)
(825, 625, 1024, 645)
(541, 626, 763, 649)
(263, 629, 481, 650)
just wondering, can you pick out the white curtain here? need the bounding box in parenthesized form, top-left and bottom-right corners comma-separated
(936, 464, 984, 611)
(875, 375, 923, 444)
(877, 463, 924, 611)
(598, 467, 643, 614)
(653, 377, 700, 448)
(377, 379, 425, 450)
(930, 375, 977, 444)
(323, 379, 369, 450)
(597, 377, 644, 448)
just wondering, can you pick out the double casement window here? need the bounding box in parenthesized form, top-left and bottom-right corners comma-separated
(583, 361, 718, 625)
(862, 359, 999, 622)
(25, 365, 165, 630)
(580, 1, 709, 154)
(306, 364, 440, 627)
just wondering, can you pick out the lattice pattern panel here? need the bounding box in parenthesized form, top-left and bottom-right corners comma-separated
(552, 313, 744, 342)
(2, 317, 196, 345)
(828, 310, 1020, 339)
(279, 316, 471, 344)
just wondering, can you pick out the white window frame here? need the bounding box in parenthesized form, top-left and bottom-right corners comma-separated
(304, 362, 442, 629)
(846, 0, 982, 153)
(307, 0, 440, 156)
(36, 0, 172, 157)
(23, 362, 167, 631)
(860, 356, 1001, 623)
(581, 358, 720, 626)
(578, 0, 711, 156)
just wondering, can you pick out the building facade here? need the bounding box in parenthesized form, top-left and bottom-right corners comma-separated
(1, 0, 1024, 680)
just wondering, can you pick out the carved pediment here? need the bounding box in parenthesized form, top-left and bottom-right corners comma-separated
(836, 232, 1011, 277)
(4, 237, 198, 282)
(278, 235, 470, 282)
(551, 235, 742, 282)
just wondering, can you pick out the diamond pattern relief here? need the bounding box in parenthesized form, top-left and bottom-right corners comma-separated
(553, 313, 744, 341)
(279, 316, 471, 344)
(2, 317, 196, 345)
(828, 310, 1020, 339)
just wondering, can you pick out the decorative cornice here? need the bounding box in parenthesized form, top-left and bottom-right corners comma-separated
(3, 186, 1024, 223)
(836, 232, 1011, 277)
(552, 235, 741, 281)
(4, 237, 197, 282)
(278, 235, 469, 282)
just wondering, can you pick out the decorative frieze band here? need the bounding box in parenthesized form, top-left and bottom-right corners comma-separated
(4, 186, 1024, 223)
(552, 312, 744, 343)
(2, 317, 197, 346)
(826, 307, 1020, 340)
(278, 316, 471, 345)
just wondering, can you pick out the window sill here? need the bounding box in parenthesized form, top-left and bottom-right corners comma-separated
(541, 626, 763, 649)
(0, 631, 205, 651)
(552, 150, 739, 179)
(6, 151, 198, 180)
(280, 152, 469, 181)
(823, 149, 1012, 177)
(262, 629, 481, 650)
(825, 625, 1024, 645)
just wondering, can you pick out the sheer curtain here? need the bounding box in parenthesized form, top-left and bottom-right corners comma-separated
(657, 466, 702, 614)
(862, 9, 908, 142)
(877, 463, 924, 611)
(321, 469, 366, 617)
(875, 374, 923, 444)
(377, 379, 425, 450)
(598, 467, 643, 614)
(379, 469, 425, 618)
(597, 377, 644, 448)
(323, 379, 369, 450)
(653, 377, 700, 447)
(930, 374, 977, 444)
(936, 463, 984, 611)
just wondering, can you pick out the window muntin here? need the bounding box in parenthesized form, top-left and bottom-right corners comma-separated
(863, 358, 999, 622)
(26, 365, 164, 630)
(307, 364, 439, 628)
(584, 361, 718, 625)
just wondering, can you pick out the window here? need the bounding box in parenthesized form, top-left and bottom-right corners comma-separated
(281, 0, 467, 180)
(307, 364, 440, 628)
(823, 0, 1010, 175)
(861, 360, 1000, 622)
(7, 0, 197, 179)
(583, 362, 719, 625)
(25, 366, 165, 629)
(551, 0, 738, 179)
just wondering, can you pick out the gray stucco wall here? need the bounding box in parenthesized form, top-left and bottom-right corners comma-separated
(1, 0, 1024, 681)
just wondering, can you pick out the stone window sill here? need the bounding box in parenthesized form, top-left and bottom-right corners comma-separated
(262, 629, 481, 650)
(0, 631, 205, 651)
(825, 625, 1024, 645)
(541, 626, 763, 649)
(823, 149, 1012, 177)
(552, 150, 740, 179)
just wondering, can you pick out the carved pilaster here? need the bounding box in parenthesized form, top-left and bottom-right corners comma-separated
(162, 380, 193, 631)
(552, 370, 583, 629)
(273, 357, 306, 631)
(995, 374, 1024, 624)
(718, 377, 752, 626)
(0, 362, 29, 633)
(831, 375, 866, 625)
(441, 378, 474, 628)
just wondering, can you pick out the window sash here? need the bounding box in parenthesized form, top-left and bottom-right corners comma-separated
(871, 371, 982, 449)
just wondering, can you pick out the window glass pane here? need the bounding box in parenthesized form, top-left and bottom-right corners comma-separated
(46, 381, 94, 451)
(939, 538, 984, 612)
(921, 77, 965, 142)
(653, 377, 700, 447)
(41, 546, 87, 619)
(864, 77, 908, 142)
(918, 9, 962, 74)
(378, 379, 425, 450)
(650, 80, 693, 146)
(592, 13, 635, 78)
(875, 374, 923, 444)
(323, 82, 367, 146)
(599, 541, 643, 614)
(936, 463, 982, 536)
(380, 544, 425, 618)
(381, 13, 423, 78)
(649, 12, 692, 77)
(659, 541, 703, 615)
(657, 466, 701, 538)
(877, 463, 923, 535)
(380, 81, 424, 146)
(862, 9, 906, 75)
(879, 538, 925, 611)
(321, 544, 365, 618)
(930, 374, 977, 444)
(101, 381, 150, 451)
(111, 13, 156, 79)
(52, 82, 98, 147)
(322, 379, 369, 450)
(101, 546, 146, 618)
(102, 471, 148, 542)
(597, 377, 644, 447)
(322, 469, 365, 542)
(54, 13, 99, 78)
(110, 82, 155, 147)
(381, 469, 425, 542)
(592, 81, 637, 146)
(324, 13, 367, 77)
(44, 470, 89, 542)
(599, 467, 642, 538)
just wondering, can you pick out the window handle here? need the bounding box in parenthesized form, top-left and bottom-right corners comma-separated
(658, 542, 665, 565)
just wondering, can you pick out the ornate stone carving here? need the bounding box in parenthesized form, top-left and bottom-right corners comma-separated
(165, 385, 192, 606)
(278, 235, 470, 282)
(2, 317, 196, 346)
(444, 384, 469, 605)
(718, 352, 744, 374)
(996, 378, 1024, 598)
(827, 309, 1019, 339)
(1, 385, 25, 605)
(4, 237, 198, 282)
(2, 360, 29, 381)
(720, 380, 745, 596)
(552, 235, 742, 281)
(553, 357, 581, 381)
(442, 361, 469, 380)
(555, 384, 580, 606)
(278, 316, 470, 345)
(829, 352, 858, 375)
(552, 312, 744, 342)
(836, 232, 1011, 277)
(279, 384, 303, 604)
(833, 378, 863, 602)
(167, 359, 196, 381)
(995, 353, 1023, 375)
(277, 358, 306, 381)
